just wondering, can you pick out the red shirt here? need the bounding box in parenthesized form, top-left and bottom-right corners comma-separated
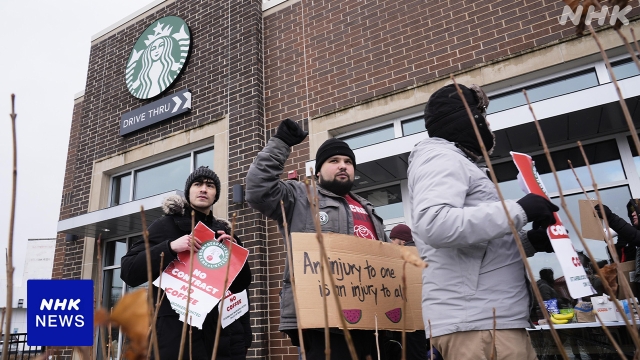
(344, 195, 379, 240)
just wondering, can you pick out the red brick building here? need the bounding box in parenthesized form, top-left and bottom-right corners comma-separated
(56, 0, 640, 358)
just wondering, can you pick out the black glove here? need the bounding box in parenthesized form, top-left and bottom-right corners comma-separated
(273, 118, 308, 147)
(528, 222, 554, 253)
(594, 204, 613, 220)
(517, 193, 559, 225)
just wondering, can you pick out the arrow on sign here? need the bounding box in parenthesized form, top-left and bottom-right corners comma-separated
(172, 92, 192, 113)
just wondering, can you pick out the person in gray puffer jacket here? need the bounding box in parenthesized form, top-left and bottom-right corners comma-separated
(407, 84, 559, 360)
(246, 119, 390, 360)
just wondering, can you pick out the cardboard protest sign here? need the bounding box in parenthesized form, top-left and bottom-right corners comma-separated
(290, 232, 424, 331)
(153, 222, 249, 329)
(511, 152, 595, 298)
(579, 199, 606, 240)
(219, 290, 249, 328)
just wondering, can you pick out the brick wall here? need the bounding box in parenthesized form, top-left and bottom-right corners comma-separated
(224, 0, 268, 357)
(264, 0, 640, 121)
(55, 0, 267, 357)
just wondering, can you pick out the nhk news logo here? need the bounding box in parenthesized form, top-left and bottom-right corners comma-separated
(27, 280, 94, 346)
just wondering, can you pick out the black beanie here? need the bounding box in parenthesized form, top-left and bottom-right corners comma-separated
(315, 138, 356, 176)
(184, 166, 221, 205)
(424, 84, 494, 157)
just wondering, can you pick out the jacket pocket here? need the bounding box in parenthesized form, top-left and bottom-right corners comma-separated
(457, 244, 486, 297)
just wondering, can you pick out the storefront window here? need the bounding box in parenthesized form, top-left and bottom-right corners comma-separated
(493, 139, 633, 279)
(355, 184, 403, 220)
(195, 148, 214, 169)
(612, 58, 640, 81)
(110, 174, 131, 206)
(134, 156, 190, 200)
(487, 70, 599, 114)
(342, 125, 395, 150)
(110, 147, 213, 206)
(401, 117, 426, 136)
(495, 140, 624, 197)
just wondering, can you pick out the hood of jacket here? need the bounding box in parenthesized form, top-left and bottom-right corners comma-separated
(162, 194, 231, 229)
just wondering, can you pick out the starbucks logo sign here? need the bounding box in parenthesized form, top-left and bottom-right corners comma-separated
(125, 16, 191, 99)
(198, 241, 230, 269)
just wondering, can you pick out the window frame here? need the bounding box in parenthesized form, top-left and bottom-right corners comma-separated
(108, 145, 214, 207)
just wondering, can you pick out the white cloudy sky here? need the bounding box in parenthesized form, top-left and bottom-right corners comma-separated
(0, 0, 154, 285)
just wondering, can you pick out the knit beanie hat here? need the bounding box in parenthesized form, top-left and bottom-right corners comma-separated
(424, 84, 494, 157)
(315, 138, 356, 175)
(389, 224, 412, 242)
(184, 166, 221, 205)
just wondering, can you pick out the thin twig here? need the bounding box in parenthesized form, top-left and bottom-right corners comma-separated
(560, 160, 635, 345)
(429, 320, 433, 360)
(152, 254, 164, 332)
(525, 90, 640, 346)
(576, 142, 640, 349)
(586, 25, 640, 324)
(589, 1, 640, 72)
(375, 314, 380, 360)
(302, 177, 330, 360)
(401, 262, 407, 360)
(2, 95, 17, 360)
(147, 254, 165, 357)
(567, 159, 640, 324)
(308, 176, 359, 360)
(450, 76, 569, 360)
(588, 26, 640, 164)
(189, 316, 193, 360)
(97, 235, 107, 360)
(107, 309, 113, 360)
(630, 28, 640, 56)
(0, 308, 5, 343)
(212, 214, 237, 360)
(178, 211, 197, 360)
(490, 308, 496, 360)
(279, 201, 307, 360)
(595, 311, 628, 360)
(140, 207, 160, 360)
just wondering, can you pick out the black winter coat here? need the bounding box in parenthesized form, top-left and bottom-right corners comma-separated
(219, 298, 252, 357)
(121, 195, 252, 360)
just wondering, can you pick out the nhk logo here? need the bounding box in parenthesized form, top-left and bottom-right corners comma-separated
(36, 298, 85, 327)
(27, 280, 94, 346)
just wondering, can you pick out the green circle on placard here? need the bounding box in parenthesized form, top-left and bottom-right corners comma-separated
(198, 241, 230, 269)
(125, 16, 191, 99)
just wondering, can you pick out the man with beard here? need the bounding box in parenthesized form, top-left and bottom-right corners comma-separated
(407, 84, 559, 360)
(246, 119, 389, 359)
(595, 200, 640, 280)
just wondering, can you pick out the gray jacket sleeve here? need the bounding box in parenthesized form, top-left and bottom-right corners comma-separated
(245, 137, 297, 223)
(410, 148, 527, 249)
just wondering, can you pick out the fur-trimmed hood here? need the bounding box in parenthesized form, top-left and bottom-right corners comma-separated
(161, 194, 231, 229)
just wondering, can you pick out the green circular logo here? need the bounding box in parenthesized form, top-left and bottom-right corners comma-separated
(198, 241, 230, 269)
(125, 16, 191, 99)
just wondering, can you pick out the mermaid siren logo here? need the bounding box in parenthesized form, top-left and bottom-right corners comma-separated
(126, 16, 191, 99)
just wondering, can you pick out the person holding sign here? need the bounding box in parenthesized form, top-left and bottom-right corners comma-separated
(595, 200, 640, 264)
(407, 84, 559, 360)
(246, 119, 390, 360)
(120, 166, 252, 360)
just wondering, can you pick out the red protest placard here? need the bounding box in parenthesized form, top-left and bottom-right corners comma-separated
(153, 221, 249, 328)
(511, 152, 595, 298)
